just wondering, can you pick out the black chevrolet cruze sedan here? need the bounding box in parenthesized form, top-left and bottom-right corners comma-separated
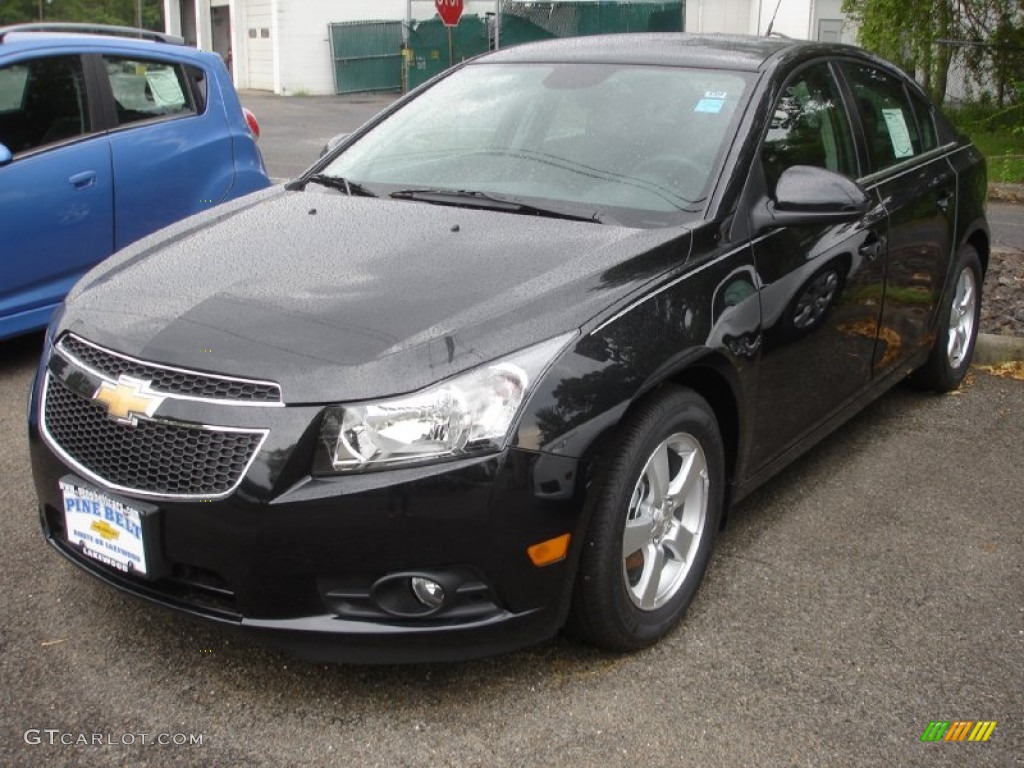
(29, 34, 988, 662)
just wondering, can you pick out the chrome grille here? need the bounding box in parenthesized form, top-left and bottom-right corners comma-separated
(43, 374, 265, 498)
(57, 334, 282, 403)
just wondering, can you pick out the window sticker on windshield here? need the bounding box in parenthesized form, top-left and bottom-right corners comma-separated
(695, 97, 725, 114)
(882, 108, 914, 158)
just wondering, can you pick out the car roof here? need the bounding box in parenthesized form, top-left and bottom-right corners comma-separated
(480, 33, 856, 72)
(0, 22, 201, 60)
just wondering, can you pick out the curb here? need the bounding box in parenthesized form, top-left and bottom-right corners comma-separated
(975, 333, 1024, 364)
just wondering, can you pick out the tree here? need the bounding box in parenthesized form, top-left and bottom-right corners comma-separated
(842, 0, 1024, 104)
(1, 0, 163, 30)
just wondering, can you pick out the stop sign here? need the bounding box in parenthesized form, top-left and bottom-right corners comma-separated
(434, 0, 464, 27)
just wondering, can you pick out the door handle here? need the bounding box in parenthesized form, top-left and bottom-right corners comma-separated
(936, 190, 954, 213)
(69, 171, 97, 190)
(859, 233, 885, 261)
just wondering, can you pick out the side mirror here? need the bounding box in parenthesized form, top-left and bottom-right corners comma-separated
(751, 165, 869, 233)
(0, 143, 12, 167)
(319, 133, 349, 158)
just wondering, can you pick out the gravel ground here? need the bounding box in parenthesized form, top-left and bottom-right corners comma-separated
(981, 247, 1024, 335)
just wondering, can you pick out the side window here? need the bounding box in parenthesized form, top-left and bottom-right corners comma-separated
(842, 63, 923, 172)
(185, 65, 208, 114)
(908, 90, 938, 153)
(761, 62, 857, 193)
(102, 56, 194, 126)
(0, 55, 90, 154)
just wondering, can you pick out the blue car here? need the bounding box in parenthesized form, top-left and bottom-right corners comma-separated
(0, 23, 270, 340)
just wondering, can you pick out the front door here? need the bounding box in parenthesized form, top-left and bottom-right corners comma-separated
(0, 54, 113, 336)
(746, 61, 887, 470)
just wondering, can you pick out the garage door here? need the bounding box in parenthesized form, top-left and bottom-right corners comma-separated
(246, 0, 273, 91)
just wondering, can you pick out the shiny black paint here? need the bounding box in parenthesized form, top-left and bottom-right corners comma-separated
(29, 35, 990, 661)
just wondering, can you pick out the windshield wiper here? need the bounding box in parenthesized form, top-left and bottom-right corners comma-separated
(389, 188, 602, 223)
(297, 173, 377, 197)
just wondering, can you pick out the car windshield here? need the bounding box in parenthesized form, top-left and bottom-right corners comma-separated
(322, 62, 752, 227)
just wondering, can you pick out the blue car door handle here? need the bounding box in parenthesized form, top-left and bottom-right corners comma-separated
(69, 171, 97, 190)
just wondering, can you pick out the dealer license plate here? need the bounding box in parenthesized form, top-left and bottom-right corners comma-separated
(60, 480, 149, 576)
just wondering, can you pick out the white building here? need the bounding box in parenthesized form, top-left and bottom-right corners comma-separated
(163, 0, 854, 95)
(685, 0, 855, 43)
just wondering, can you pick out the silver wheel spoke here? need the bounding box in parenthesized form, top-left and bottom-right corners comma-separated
(636, 543, 666, 609)
(672, 452, 702, 510)
(645, 443, 671, 504)
(663, 520, 696, 563)
(622, 514, 653, 558)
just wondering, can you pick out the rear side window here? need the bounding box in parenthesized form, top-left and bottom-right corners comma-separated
(842, 63, 923, 172)
(102, 56, 195, 126)
(185, 65, 208, 114)
(0, 55, 90, 154)
(908, 91, 938, 153)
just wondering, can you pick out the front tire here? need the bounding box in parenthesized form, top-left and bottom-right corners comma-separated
(569, 386, 724, 651)
(910, 244, 983, 392)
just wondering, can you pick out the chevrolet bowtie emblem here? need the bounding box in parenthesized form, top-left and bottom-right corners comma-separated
(92, 375, 166, 426)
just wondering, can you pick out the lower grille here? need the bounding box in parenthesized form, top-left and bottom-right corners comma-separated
(42, 374, 265, 498)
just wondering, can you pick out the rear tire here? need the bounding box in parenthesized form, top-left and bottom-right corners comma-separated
(910, 244, 983, 392)
(568, 386, 724, 651)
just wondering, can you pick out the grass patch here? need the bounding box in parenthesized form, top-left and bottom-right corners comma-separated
(946, 103, 1024, 184)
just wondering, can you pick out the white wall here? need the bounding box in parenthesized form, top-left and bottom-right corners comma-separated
(685, 0, 833, 40)
(685, 0, 758, 36)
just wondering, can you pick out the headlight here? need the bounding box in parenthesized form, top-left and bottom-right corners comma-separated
(316, 334, 575, 473)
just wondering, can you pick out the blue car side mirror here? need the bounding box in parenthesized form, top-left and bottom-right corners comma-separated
(0, 143, 12, 167)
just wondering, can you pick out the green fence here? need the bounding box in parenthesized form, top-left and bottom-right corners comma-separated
(331, 3, 684, 94)
(406, 16, 490, 91)
(329, 20, 404, 94)
(499, 1, 683, 47)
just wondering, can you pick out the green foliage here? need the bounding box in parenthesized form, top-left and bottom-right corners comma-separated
(0, 0, 163, 30)
(841, 0, 1024, 105)
(947, 102, 1024, 183)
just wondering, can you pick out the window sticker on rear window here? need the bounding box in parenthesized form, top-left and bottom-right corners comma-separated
(882, 108, 914, 158)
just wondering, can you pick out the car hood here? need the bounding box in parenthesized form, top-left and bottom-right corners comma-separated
(60, 187, 692, 403)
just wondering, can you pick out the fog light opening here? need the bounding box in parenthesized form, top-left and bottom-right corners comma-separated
(410, 576, 445, 609)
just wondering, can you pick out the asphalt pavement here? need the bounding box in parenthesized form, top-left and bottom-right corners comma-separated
(0, 93, 1021, 767)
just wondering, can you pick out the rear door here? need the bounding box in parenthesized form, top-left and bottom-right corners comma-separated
(0, 53, 113, 337)
(840, 62, 956, 375)
(94, 53, 233, 250)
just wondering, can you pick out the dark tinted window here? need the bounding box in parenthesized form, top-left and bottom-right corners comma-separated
(102, 56, 195, 126)
(842, 63, 922, 172)
(0, 55, 90, 154)
(908, 90, 938, 152)
(186, 65, 208, 114)
(761, 62, 857, 191)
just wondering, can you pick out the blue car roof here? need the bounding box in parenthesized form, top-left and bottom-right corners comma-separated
(0, 25, 207, 63)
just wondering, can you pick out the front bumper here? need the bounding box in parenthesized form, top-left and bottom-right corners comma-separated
(28, 342, 585, 663)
